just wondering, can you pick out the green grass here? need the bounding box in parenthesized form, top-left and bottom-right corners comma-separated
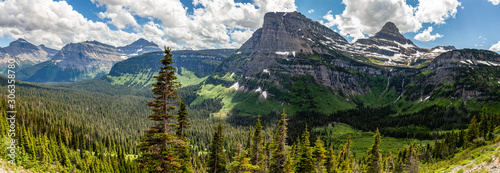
(108, 67, 207, 89)
(420, 140, 500, 173)
(314, 123, 433, 160)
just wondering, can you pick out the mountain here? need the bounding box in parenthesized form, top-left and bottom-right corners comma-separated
(334, 22, 456, 66)
(117, 38, 162, 55)
(107, 49, 235, 88)
(16, 38, 161, 82)
(0, 38, 58, 73)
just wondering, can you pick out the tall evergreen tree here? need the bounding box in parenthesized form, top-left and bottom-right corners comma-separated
(176, 95, 193, 172)
(229, 144, 259, 173)
(137, 47, 184, 172)
(250, 116, 264, 171)
(465, 116, 479, 146)
(478, 107, 488, 138)
(366, 128, 381, 173)
(177, 96, 190, 141)
(207, 119, 227, 173)
(295, 126, 317, 173)
(337, 137, 353, 172)
(325, 146, 336, 173)
(312, 137, 327, 173)
(271, 110, 289, 173)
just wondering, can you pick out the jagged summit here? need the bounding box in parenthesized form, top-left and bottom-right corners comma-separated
(239, 11, 348, 54)
(372, 22, 412, 45)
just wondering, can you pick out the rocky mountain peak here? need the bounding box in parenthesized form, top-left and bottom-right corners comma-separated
(118, 38, 161, 55)
(238, 11, 347, 54)
(372, 22, 411, 44)
(129, 38, 157, 47)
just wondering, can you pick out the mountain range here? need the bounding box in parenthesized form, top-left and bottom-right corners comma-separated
(3, 11, 499, 110)
(8, 38, 162, 82)
(0, 38, 58, 73)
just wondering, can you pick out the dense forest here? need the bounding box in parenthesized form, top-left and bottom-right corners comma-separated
(0, 48, 499, 173)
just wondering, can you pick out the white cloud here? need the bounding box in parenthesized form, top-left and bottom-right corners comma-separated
(92, 0, 296, 49)
(0, 0, 142, 49)
(322, 0, 460, 41)
(414, 26, 443, 41)
(415, 0, 461, 24)
(308, 9, 315, 13)
(489, 0, 500, 5)
(490, 41, 500, 51)
(322, 0, 421, 41)
(0, 0, 297, 50)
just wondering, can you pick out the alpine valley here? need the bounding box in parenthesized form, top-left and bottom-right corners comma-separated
(0, 11, 499, 173)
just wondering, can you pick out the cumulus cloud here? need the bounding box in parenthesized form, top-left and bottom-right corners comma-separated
(489, 0, 500, 5)
(0, 0, 296, 50)
(91, 0, 296, 49)
(414, 26, 443, 41)
(490, 41, 500, 51)
(0, 0, 142, 49)
(322, 0, 460, 41)
(308, 9, 315, 13)
(322, 0, 421, 41)
(415, 0, 461, 24)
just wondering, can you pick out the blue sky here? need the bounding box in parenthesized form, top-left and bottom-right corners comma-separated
(1, 0, 499, 52)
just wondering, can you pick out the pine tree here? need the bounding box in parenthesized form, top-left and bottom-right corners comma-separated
(250, 116, 264, 171)
(366, 128, 381, 173)
(313, 137, 327, 173)
(177, 96, 190, 141)
(137, 47, 184, 172)
(295, 126, 317, 173)
(175, 95, 194, 172)
(207, 119, 227, 173)
(229, 144, 259, 173)
(478, 107, 488, 138)
(337, 137, 353, 172)
(325, 145, 336, 173)
(271, 110, 289, 173)
(465, 116, 479, 147)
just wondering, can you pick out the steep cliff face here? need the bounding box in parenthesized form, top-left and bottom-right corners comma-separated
(0, 39, 58, 72)
(219, 12, 385, 94)
(239, 12, 347, 54)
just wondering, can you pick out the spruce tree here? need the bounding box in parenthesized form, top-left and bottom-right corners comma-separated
(337, 137, 353, 172)
(271, 110, 289, 173)
(207, 119, 227, 173)
(366, 128, 381, 173)
(465, 116, 479, 146)
(176, 96, 193, 172)
(177, 96, 190, 141)
(250, 116, 264, 172)
(229, 144, 258, 173)
(137, 47, 184, 172)
(312, 137, 327, 173)
(478, 107, 488, 138)
(325, 145, 336, 173)
(295, 126, 317, 173)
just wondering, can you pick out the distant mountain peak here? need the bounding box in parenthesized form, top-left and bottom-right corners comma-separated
(379, 22, 399, 33)
(372, 22, 410, 44)
(129, 38, 158, 47)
